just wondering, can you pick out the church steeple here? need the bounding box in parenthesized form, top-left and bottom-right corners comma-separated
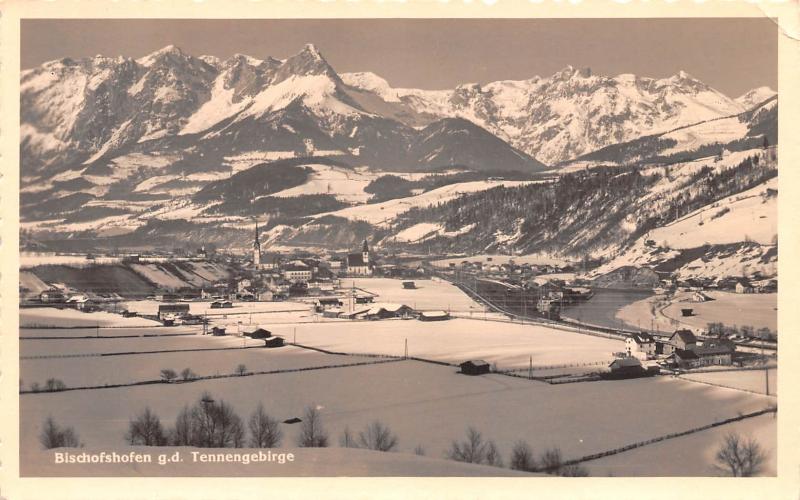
(253, 221, 261, 267)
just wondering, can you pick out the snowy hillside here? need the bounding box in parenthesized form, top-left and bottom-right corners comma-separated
(648, 177, 776, 249)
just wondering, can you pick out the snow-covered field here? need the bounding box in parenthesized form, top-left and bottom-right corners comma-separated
(21, 252, 122, 269)
(318, 180, 536, 226)
(587, 413, 776, 477)
(21, 308, 162, 328)
(20, 332, 234, 357)
(649, 178, 776, 249)
(270, 318, 623, 369)
(661, 291, 777, 332)
(21, 344, 376, 388)
(20, 361, 773, 473)
(344, 277, 484, 312)
(616, 291, 777, 334)
(681, 369, 777, 396)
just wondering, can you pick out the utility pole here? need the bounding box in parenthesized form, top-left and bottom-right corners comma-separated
(528, 356, 533, 380)
(404, 338, 408, 359)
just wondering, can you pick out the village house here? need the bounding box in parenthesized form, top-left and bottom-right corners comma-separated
(735, 279, 755, 294)
(625, 332, 657, 360)
(661, 329, 697, 356)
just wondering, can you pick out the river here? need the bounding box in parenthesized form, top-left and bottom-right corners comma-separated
(560, 288, 654, 331)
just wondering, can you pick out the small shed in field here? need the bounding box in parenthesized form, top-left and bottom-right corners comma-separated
(402, 281, 417, 289)
(264, 337, 285, 348)
(460, 360, 491, 376)
(211, 326, 227, 336)
(419, 310, 450, 321)
(244, 328, 271, 340)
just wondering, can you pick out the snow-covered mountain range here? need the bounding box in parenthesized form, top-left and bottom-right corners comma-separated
(20, 43, 778, 274)
(23, 43, 774, 177)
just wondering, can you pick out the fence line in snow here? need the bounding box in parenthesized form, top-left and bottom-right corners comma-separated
(558, 406, 778, 469)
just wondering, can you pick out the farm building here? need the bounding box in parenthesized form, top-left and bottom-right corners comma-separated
(243, 328, 271, 340)
(264, 337, 285, 348)
(39, 288, 65, 304)
(210, 300, 233, 309)
(66, 295, 94, 311)
(402, 281, 417, 289)
(322, 308, 343, 319)
(692, 291, 714, 302)
(316, 297, 343, 310)
(419, 311, 450, 321)
(211, 326, 227, 336)
(460, 360, 491, 376)
(363, 303, 415, 320)
(355, 295, 374, 304)
(158, 303, 190, 320)
(608, 356, 645, 376)
(666, 349, 700, 369)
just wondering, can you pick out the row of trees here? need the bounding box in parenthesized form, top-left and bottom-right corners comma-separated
(707, 322, 776, 341)
(39, 399, 768, 477)
(159, 364, 250, 384)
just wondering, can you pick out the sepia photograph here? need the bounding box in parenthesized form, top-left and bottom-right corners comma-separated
(8, 10, 790, 488)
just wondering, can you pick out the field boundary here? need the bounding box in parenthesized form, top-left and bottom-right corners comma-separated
(21, 344, 268, 360)
(678, 375, 777, 398)
(560, 406, 777, 468)
(21, 332, 198, 340)
(20, 357, 403, 394)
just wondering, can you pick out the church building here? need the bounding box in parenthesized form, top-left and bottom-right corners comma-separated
(346, 239, 374, 276)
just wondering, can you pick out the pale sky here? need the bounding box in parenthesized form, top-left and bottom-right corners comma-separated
(21, 18, 777, 97)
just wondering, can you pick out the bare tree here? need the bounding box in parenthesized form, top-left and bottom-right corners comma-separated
(180, 368, 196, 381)
(357, 421, 399, 452)
(485, 441, 504, 467)
(169, 393, 244, 448)
(447, 427, 501, 466)
(160, 369, 177, 383)
(297, 405, 329, 447)
(714, 432, 767, 477)
(339, 426, 357, 448)
(539, 448, 563, 475)
(170, 406, 194, 446)
(414, 445, 426, 456)
(510, 440, 536, 472)
(40, 416, 81, 449)
(235, 364, 248, 377)
(248, 403, 282, 448)
(44, 378, 67, 392)
(126, 407, 167, 446)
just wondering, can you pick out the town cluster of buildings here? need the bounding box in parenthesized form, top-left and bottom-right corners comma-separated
(625, 329, 737, 369)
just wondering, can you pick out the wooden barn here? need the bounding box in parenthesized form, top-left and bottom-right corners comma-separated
(460, 360, 491, 376)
